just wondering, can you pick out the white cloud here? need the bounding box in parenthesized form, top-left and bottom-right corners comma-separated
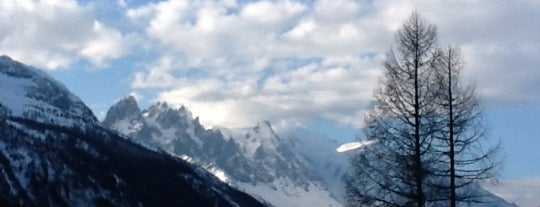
(132, 56, 178, 88)
(483, 177, 540, 207)
(126, 0, 390, 128)
(412, 0, 540, 105)
(0, 0, 130, 69)
(1, 0, 537, 136)
(153, 55, 380, 128)
(240, 0, 305, 24)
(80, 21, 128, 66)
(127, 0, 540, 129)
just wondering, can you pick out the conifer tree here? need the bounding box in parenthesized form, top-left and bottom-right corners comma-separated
(346, 13, 441, 207)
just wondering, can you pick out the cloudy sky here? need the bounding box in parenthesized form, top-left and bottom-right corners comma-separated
(0, 0, 538, 205)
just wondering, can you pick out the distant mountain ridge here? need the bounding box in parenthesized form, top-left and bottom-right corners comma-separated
(0, 55, 264, 207)
(103, 96, 344, 207)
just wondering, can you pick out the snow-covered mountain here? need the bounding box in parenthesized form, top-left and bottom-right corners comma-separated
(279, 128, 351, 202)
(104, 95, 518, 207)
(103, 97, 343, 207)
(0, 55, 264, 207)
(0, 55, 97, 128)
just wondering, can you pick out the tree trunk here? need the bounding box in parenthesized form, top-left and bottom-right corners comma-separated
(447, 49, 456, 207)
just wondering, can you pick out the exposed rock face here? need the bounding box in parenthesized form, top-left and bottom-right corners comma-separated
(102, 98, 342, 207)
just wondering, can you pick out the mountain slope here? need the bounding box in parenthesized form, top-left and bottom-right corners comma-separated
(103, 97, 341, 207)
(0, 55, 96, 127)
(0, 55, 264, 207)
(279, 128, 351, 202)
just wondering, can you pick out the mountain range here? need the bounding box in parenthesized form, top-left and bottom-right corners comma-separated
(0, 55, 264, 207)
(102, 97, 345, 206)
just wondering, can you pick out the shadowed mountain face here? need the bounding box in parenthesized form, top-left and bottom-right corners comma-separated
(0, 56, 264, 207)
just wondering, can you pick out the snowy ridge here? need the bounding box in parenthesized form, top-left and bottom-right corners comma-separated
(143, 102, 204, 148)
(220, 121, 280, 160)
(0, 55, 97, 127)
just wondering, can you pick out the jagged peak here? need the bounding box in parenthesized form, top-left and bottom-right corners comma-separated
(145, 101, 191, 117)
(193, 116, 201, 126)
(155, 101, 169, 108)
(256, 120, 273, 128)
(138, 101, 202, 132)
(102, 95, 143, 129)
(116, 95, 140, 109)
(113, 95, 141, 114)
(124, 94, 137, 102)
(253, 120, 278, 138)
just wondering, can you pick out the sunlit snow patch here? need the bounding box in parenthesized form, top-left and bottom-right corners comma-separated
(208, 168, 229, 183)
(336, 140, 377, 152)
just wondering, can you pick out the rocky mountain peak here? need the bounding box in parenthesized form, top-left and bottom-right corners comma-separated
(102, 96, 142, 125)
(102, 99, 318, 186)
(143, 102, 196, 130)
(101, 95, 145, 137)
(253, 121, 276, 136)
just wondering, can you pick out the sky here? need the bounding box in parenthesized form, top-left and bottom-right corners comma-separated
(0, 0, 539, 206)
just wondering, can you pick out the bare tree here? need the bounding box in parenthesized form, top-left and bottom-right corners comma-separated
(432, 46, 499, 207)
(346, 13, 441, 207)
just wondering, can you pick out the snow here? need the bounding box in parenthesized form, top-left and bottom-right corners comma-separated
(176, 154, 195, 164)
(221, 121, 280, 160)
(111, 118, 143, 136)
(235, 178, 342, 207)
(142, 104, 204, 148)
(143, 113, 176, 151)
(207, 167, 229, 183)
(0, 72, 38, 116)
(280, 129, 349, 204)
(183, 109, 204, 148)
(11, 57, 83, 106)
(336, 140, 377, 152)
(0, 61, 96, 127)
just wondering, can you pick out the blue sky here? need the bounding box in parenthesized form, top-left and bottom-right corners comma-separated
(1, 0, 539, 205)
